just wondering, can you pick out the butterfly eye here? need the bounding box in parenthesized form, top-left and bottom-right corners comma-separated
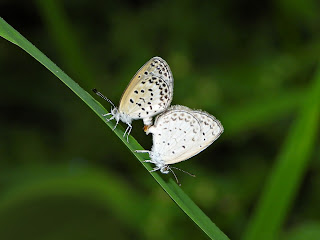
(160, 166, 170, 174)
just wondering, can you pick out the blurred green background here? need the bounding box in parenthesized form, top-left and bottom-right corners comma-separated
(1, 0, 320, 239)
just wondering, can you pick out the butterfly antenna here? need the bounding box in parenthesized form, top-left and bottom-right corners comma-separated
(171, 167, 196, 178)
(168, 167, 181, 186)
(92, 88, 116, 109)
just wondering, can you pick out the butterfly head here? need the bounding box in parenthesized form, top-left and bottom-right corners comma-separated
(160, 165, 170, 174)
(108, 106, 132, 126)
(148, 152, 169, 173)
(92, 88, 119, 120)
(111, 107, 120, 121)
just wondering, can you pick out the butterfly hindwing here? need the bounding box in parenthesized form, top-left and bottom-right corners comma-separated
(149, 106, 202, 164)
(192, 110, 224, 147)
(173, 110, 223, 163)
(148, 105, 224, 165)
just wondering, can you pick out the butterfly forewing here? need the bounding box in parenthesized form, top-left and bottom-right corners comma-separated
(119, 57, 173, 119)
(120, 76, 172, 119)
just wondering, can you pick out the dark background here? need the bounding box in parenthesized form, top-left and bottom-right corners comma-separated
(0, 0, 319, 239)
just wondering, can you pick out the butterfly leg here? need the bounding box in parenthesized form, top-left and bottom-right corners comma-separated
(123, 125, 129, 137)
(143, 160, 152, 163)
(113, 118, 120, 131)
(106, 116, 115, 122)
(102, 113, 114, 122)
(123, 124, 132, 142)
(134, 150, 151, 154)
(150, 167, 160, 173)
(127, 124, 133, 142)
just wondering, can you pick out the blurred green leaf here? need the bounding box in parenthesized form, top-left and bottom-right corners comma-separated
(35, 0, 96, 87)
(223, 88, 305, 136)
(0, 17, 229, 240)
(243, 64, 320, 240)
(283, 222, 320, 240)
(0, 165, 147, 230)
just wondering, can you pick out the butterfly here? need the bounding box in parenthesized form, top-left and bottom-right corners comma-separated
(93, 57, 174, 141)
(135, 105, 223, 184)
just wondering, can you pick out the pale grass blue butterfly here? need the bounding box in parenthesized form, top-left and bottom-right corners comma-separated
(135, 105, 223, 184)
(93, 57, 174, 141)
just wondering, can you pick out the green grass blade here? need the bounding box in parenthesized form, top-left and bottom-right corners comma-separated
(0, 17, 229, 240)
(243, 66, 320, 240)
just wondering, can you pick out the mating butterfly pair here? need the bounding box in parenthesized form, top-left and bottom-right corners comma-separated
(93, 57, 223, 181)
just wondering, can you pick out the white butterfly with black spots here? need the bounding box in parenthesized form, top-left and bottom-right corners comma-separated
(93, 57, 174, 141)
(136, 105, 223, 183)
